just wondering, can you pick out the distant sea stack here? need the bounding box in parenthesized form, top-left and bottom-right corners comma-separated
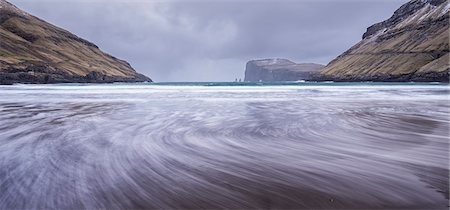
(0, 0, 151, 84)
(244, 58, 324, 82)
(318, 0, 449, 82)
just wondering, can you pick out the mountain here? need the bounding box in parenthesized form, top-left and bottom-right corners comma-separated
(318, 0, 449, 82)
(244, 59, 324, 82)
(0, 0, 151, 84)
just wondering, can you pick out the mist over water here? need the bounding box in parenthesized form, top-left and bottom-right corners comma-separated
(0, 83, 448, 209)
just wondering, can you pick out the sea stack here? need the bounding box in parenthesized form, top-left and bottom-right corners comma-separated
(0, 0, 152, 84)
(244, 58, 324, 82)
(318, 0, 449, 82)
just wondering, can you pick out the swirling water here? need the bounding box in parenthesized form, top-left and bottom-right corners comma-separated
(0, 82, 448, 209)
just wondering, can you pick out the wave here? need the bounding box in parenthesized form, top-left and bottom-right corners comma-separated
(0, 84, 448, 209)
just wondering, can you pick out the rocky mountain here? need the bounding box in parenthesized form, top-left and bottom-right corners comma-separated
(244, 59, 324, 82)
(0, 0, 151, 84)
(318, 0, 449, 82)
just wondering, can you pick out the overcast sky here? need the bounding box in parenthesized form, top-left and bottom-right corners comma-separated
(10, 0, 408, 82)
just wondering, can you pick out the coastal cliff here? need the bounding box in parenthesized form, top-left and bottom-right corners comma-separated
(244, 59, 324, 82)
(318, 0, 449, 82)
(0, 0, 151, 84)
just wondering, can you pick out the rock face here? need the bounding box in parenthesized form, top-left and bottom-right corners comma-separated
(244, 59, 324, 82)
(318, 0, 449, 82)
(0, 0, 151, 84)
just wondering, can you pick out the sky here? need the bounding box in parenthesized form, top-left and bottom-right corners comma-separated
(10, 0, 408, 82)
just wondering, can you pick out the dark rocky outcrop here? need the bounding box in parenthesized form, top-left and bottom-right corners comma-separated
(362, 0, 446, 39)
(0, 64, 150, 85)
(244, 59, 324, 82)
(318, 0, 449, 82)
(0, 0, 151, 84)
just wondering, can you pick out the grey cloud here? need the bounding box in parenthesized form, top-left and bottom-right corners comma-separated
(10, 0, 408, 81)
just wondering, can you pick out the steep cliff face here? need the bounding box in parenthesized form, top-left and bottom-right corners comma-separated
(244, 59, 324, 82)
(319, 0, 449, 82)
(0, 0, 151, 84)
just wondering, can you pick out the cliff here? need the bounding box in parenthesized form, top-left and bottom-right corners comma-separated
(318, 0, 449, 82)
(0, 0, 151, 84)
(244, 59, 324, 82)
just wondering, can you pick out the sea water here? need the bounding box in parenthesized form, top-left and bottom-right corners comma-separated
(0, 82, 448, 208)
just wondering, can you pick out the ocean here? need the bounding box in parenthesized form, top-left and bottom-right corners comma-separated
(0, 82, 448, 209)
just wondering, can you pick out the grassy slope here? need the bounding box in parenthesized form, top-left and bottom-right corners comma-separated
(0, 0, 151, 83)
(319, 0, 449, 81)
